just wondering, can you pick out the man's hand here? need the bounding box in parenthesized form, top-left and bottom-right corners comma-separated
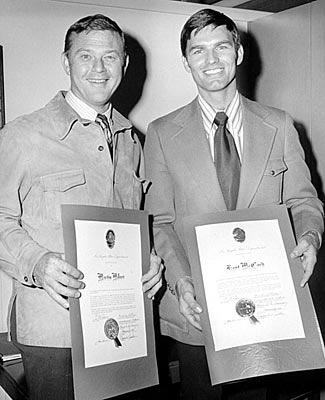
(290, 231, 320, 287)
(141, 251, 163, 299)
(33, 253, 85, 309)
(175, 277, 202, 331)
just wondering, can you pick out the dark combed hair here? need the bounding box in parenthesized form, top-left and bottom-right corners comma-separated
(64, 14, 126, 56)
(180, 8, 241, 57)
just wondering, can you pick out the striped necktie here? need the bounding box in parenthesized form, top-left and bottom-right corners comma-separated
(96, 113, 113, 159)
(214, 112, 241, 210)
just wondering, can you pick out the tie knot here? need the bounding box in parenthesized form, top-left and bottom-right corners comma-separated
(96, 113, 109, 129)
(214, 112, 228, 127)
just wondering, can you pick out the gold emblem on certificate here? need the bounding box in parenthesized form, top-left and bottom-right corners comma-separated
(104, 318, 122, 347)
(236, 298, 259, 324)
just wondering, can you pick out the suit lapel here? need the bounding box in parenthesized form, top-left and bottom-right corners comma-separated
(171, 99, 227, 209)
(168, 97, 277, 211)
(236, 97, 277, 209)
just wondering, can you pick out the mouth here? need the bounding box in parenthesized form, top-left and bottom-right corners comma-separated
(87, 79, 109, 84)
(204, 67, 224, 76)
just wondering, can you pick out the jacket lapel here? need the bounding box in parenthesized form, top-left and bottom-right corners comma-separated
(236, 97, 277, 209)
(171, 99, 227, 209)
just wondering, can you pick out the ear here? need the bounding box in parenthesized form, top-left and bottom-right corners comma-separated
(236, 44, 244, 66)
(61, 52, 70, 75)
(123, 54, 129, 74)
(182, 56, 191, 73)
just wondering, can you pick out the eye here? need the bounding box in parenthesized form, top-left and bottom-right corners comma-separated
(80, 53, 91, 61)
(217, 43, 231, 51)
(192, 48, 204, 55)
(103, 53, 118, 63)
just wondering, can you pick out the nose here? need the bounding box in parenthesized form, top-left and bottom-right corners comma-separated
(92, 57, 105, 72)
(207, 49, 219, 64)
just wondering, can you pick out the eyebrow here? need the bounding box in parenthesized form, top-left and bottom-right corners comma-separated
(74, 48, 120, 54)
(188, 39, 232, 52)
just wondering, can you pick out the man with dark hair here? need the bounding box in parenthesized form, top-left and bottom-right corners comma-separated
(144, 8, 323, 399)
(0, 14, 162, 399)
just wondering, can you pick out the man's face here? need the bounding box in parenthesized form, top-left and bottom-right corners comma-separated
(183, 24, 243, 100)
(62, 30, 128, 113)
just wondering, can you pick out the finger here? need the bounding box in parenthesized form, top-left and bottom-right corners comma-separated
(181, 308, 202, 331)
(42, 264, 84, 291)
(42, 256, 83, 283)
(183, 292, 202, 313)
(141, 255, 162, 283)
(145, 280, 163, 299)
(300, 257, 315, 287)
(300, 267, 313, 287)
(46, 257, 85, 288)
(193, 312, 202, 324)
(44, 285, 70, 309)
(291, 237, 314, 259)
(187, 316, 202, 331)
(57, 259, 84, 280)
(43, 276, 83, 299)
(290, 243, 304, 258)
(141, 268, 156, 283)
(142, 270, 162, 292)
(57, 272, 85, 290)
(300, 274, 308, 288)
(142, 277, 161, 294)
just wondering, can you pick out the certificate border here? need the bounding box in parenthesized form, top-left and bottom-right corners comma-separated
(0, 45, 5, 129)
(184, 205, 325, 385)
(61, 205, 158, 400)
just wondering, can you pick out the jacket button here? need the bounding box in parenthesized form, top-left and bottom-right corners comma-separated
(270, 170, 275, 176)
(98, 145, 104, 151)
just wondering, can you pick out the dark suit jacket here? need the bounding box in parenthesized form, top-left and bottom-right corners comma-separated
(144, 95, 324, 345)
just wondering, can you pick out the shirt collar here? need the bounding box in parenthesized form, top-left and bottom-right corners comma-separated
(65, 90, 112, 122)
(198, 90, 241, 130)
(49, 91, 132, 141)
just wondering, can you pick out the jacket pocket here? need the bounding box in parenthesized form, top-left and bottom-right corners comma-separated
(264, 159, 287, 177)
(41, 169, 88, 223)
(254, 159, 288, 205)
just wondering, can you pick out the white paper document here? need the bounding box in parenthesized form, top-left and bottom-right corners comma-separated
(74, 220, 147, 368)
(195, 219, 305, 351)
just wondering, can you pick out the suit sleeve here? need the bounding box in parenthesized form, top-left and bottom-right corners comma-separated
(282, 112, 324, 239)
(144, 122, 191, 293)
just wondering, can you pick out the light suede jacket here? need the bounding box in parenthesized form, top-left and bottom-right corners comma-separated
(144, 95, 324, 346)
(0, 91, 146, 347)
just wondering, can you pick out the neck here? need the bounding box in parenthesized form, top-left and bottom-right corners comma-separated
(95, 104, 111, 115)
(199, 83, 237, 111)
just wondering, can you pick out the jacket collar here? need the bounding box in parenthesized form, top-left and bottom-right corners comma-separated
(47, 91, 132, 140)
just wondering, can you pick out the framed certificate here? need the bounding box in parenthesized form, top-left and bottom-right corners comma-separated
(184, 205, 325, 385)
(61, 205, 158, 400)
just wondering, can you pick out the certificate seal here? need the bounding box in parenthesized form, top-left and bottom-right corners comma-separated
(232, 227, 246, 243)
(236, 298, 259, 324)
(104, 318, 122, 347)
